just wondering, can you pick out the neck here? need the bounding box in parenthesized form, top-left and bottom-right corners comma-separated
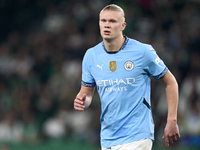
(103, 35, 125, 52)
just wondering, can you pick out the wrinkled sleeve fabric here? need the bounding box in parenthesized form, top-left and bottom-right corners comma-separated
(143, 45, 168, 79)
(81, 49, 96, 87)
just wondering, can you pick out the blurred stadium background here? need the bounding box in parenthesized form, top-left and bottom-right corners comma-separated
(0, 0, 200, 150)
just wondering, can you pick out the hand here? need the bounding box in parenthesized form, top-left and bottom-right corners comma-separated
(74, 94, 86, 111)
(162, 120, 180, 147)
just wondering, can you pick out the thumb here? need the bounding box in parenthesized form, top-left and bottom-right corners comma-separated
(82, 94, 87, 101)
(162, 132, 166, 139)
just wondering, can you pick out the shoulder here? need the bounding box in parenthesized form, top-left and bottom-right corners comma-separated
(128, 38, 152, 50)
(127, 37, 154, 55)
(85, 42, 103, 56)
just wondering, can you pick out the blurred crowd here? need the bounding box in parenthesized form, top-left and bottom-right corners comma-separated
(0, 0, 200, 148)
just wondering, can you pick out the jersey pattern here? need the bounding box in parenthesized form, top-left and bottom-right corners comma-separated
(81, 37, 168, 148)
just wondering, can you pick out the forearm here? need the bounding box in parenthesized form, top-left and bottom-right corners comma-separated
(165, 79, 179, 122)
(161, 71, 180, 147)
(161, 70, 179, 122)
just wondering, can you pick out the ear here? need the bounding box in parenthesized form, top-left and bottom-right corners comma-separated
(121, 22, 126, 31)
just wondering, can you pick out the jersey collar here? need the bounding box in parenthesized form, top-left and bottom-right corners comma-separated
(102, 36, 129, 54)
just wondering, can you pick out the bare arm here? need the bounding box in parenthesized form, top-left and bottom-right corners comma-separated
(74, 85, 95, 111)
(161, 70, 180, 147)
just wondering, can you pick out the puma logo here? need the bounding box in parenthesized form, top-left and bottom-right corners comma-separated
(97, 64, 104, 71)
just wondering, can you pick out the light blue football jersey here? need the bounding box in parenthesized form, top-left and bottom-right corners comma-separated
(81, 37, 168, 148)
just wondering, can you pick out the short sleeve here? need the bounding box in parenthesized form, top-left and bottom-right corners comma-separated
(81, 49, 96, 87)
(143, 45, 168, 79)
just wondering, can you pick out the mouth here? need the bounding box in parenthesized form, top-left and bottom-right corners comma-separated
(104, 30, 111, 35)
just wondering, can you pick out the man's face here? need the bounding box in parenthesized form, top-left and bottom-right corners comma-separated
(99, 10, 126, 40)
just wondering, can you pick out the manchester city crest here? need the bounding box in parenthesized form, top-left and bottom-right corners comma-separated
(124, 61, 134, 71)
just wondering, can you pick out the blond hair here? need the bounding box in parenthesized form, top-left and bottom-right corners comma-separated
(100, 4, 125, 20)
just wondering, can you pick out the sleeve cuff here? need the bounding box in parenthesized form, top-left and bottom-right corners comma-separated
(81, 80, 96, 87)
(153, 67, 168, 79)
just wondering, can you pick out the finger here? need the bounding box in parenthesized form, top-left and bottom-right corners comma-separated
(173, 135, 177, 141)
(74, 106, 84, 111)
(74, 102, 85, 108)
(76, 96, 83, 101)
(74, 100, 85, 107)
(175, 133, 180, 140)
(169, 136, 173, 144)
(75, 99, 84, 105)
(165, 137, 169, 147)
(171, 133, 180, 141)
(177, 133, 181, 139)
(74, 100, 85, 108)
(74, 103, 85, 110)
(76, 94, 86, 102)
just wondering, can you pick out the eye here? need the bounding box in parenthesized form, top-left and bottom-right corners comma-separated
(110, 20, 116, 23)
(101, 19, 106, 22)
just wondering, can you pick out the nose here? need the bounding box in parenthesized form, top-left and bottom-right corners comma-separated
(105, 24, 110, 28)
(104, 22, 110, 28)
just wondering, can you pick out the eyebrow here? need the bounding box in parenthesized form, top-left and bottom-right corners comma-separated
(100, 18, 117, 22)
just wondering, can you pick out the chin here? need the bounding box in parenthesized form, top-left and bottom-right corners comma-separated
(103, 37, 113, 42)
(102, 35, 112, 40)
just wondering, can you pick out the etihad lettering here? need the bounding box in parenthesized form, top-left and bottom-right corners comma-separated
(97, 78, 135, 87)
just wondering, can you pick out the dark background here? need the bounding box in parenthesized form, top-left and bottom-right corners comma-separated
(0, 0, 200, 149)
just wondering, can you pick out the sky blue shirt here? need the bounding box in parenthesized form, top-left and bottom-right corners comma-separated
(81, 37, 168, 148)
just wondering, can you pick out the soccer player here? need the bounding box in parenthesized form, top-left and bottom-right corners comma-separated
(74, 4, 180, 150)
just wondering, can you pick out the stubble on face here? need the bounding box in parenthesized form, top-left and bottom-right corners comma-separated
(99, 10, 125, 41)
